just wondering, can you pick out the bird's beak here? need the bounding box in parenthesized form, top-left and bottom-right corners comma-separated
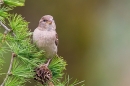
(48, 21, 52, 25)
(48, 19, 53, 25)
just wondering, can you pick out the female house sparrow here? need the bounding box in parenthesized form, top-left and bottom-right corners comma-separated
(33, 15, 58, 58)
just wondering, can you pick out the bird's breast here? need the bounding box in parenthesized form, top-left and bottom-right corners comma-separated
(33, 29, 56, 48)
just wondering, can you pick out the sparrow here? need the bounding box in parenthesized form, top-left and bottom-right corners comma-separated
(33, 15, 58, 58)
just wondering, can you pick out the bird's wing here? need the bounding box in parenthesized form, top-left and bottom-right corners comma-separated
(55, 33, 59, 46)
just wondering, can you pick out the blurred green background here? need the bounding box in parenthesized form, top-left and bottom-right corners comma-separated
(1, 0, 130, 86)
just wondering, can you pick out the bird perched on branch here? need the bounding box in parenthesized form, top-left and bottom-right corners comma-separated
(33, 15, 58, 58)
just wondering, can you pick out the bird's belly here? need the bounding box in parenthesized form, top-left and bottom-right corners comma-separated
(33, 29, 57, 57)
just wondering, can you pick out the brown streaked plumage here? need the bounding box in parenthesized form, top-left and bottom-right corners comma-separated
(33, 15, 58, 58)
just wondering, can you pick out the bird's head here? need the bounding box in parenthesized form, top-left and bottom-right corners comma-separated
(38, 15, 56, 31)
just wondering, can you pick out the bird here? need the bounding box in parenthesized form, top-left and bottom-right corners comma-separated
(33, 15, 58, 58)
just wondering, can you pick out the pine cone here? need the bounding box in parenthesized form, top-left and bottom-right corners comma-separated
(34, 59, 52, 85)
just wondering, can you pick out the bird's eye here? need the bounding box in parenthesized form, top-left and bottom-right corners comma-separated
(43, 19, 47, 22)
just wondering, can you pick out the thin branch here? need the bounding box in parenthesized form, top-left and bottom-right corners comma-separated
(45, 58, 51, 67)
(39, 58, 51, 67)
(0, 53, 15, 86)
(0, 21, 16, 36)
(0, 21, 11, 34)
(46, 59, 54, 86)
(0, 0, 3, 7)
